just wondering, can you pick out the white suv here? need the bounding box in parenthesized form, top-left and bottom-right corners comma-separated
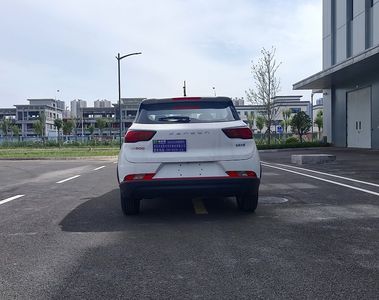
(117, 97, 261, 215)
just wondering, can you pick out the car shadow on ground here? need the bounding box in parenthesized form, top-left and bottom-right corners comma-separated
(59, 189, 260, 233)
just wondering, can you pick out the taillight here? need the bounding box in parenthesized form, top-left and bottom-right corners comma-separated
(222, 127, 252, 139)
(124, 130, 156, 143)
(124, 173, 155, 181)
(226, 171, 257, 178)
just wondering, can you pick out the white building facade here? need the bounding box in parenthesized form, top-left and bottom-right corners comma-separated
(294, 0, 379, 149)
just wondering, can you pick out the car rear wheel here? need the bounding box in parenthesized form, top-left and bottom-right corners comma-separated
(120, 190, 140, 215)
(237, 191, 258, 212)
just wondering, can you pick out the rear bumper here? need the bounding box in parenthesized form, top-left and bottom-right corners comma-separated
(119, 177, 260, 199)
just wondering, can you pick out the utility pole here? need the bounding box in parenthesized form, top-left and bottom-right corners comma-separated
(117, 53, 122, 148)
(183, 80, 187, 97)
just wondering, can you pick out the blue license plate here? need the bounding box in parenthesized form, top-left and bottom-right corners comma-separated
(153, 139, 187, 152)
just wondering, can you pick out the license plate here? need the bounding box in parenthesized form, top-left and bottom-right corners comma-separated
(153, 139, 187, 152)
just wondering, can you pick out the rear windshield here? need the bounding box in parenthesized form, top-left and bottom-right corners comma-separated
(135, 101, 240, 124)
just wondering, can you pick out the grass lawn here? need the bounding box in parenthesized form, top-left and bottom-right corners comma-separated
(0, 147, 119, 159)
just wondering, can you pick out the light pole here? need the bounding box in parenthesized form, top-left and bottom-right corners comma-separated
(116, 52, 142, 148)
(55, 89, 60, 140)
(212, 87, 216, 97)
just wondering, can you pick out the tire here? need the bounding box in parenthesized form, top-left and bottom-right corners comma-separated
(237, 190, 258, 213)
(120, 190, 140, 215)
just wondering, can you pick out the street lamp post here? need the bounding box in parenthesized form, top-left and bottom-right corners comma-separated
(116, 52, 142, 149)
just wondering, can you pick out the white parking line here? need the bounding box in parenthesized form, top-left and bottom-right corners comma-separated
(262, 161, 379, 188)
(0, 195, 25, 206)
(56, 175, 81, 184)
(94, 166, 106, 171)
(261, 163, 379, 197)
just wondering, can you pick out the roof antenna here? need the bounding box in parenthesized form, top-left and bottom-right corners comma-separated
(183, 80, 187, 97)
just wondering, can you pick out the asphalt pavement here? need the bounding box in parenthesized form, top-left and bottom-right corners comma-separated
(0, 148, 378, 299)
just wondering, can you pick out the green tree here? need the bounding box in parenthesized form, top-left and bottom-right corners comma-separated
(246, 111, 255, 130)
(54, 119, 63, 143)
(290, 111, 312, 143)
(281, 109, 292, 134)
(0, 118, 12, 140)
(11, 124, 21, 142)
(96, 118, 107, 136)
(246, 47, 281, 144)
(33, 120, 44, 140)
(256, 115, 265, 133)
(63, 119, 75, 140)
(38, 112, 46, 142)
(314, 110, 323, 140)
(88, 125, 95, 139)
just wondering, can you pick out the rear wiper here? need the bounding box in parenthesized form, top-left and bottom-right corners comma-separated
(158, 116, 190, 123)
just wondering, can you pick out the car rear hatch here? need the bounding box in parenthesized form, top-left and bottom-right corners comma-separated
(123, 97, 257, 163)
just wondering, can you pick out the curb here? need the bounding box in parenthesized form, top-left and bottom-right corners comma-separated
(258, 147, 329, 153)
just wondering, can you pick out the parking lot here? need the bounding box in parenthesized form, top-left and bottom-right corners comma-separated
(0, 148, 378, 299)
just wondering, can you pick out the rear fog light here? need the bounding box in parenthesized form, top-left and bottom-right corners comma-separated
(124, 173, 155, 181)
(226, 171, 257, 178)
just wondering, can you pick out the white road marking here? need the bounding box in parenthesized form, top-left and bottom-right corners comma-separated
(262, 161, 379, 188)
(113, 161, 118, 164)
(261, 163, 379, 197)
(262, 172, 279, 176)
(94, 166, 106, 171)
(56, 175, 81, 184)
(0, 195, 25, 206)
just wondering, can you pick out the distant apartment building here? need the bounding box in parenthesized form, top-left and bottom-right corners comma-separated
(294, 0, 379, 149)
(70, 99, 87, 118)
(232, 97, 245, 106)
(94, 99, 112, 108)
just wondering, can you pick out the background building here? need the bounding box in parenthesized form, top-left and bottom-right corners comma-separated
(94, 99, 112, 108)
(0, 108, 16, 121)
(2, 96, 315, 139)
(232, 97, 245, 106)
(236, 95, 311, 133)
(0, 99, 64, 138)
(69, 98, 145, 137)
(294, 0, 379, 149)
(12, 99, 64, 138)
(119, 98, 146, 133)
(70, 99, 87, 118)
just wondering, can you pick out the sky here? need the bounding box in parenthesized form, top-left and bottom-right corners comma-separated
(0, 0, 322, 108)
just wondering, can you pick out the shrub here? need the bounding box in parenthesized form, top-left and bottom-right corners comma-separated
(285, 136, 299, 144)
(257, 141, 330, 150)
